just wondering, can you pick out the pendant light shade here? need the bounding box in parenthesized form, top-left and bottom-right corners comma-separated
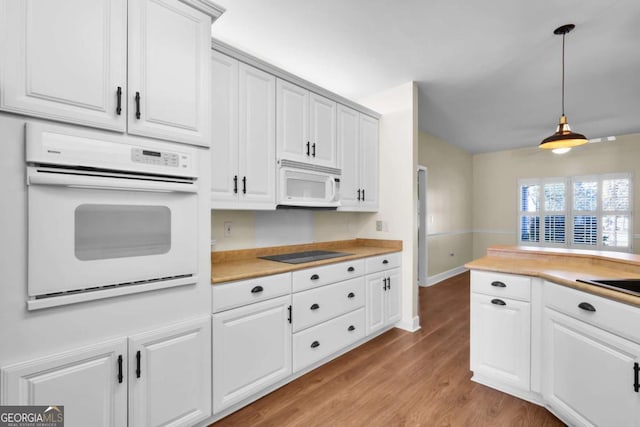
(539, 24, 588, 150)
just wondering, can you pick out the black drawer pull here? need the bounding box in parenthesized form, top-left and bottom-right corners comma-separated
(310, 303, 320, 310)
(634, 362, 639, 393)
(310, 341, 320, 348)
(117, 354, 123, 383)
(312, 143, 316, 157)
(382, 259, 389, 264)
(251, 286, 263, 293)
(357, 189, 361, 201)
(578, 302, 596, 312)
(233, 175, 238, 194)
(348, 292, 355, 298)
(362, 189, 365, 201)
(348, 266, 355, 272)
(348, 325, 356, 332)
(310, 274, 320, 280)
(306, 141, 310, 156)
(116, 86, 122, 115)
(491, 281, 506, 288)
(136, 350, 141, 378)
(134, 91, 141, 119)
(491, 299, 506, 306)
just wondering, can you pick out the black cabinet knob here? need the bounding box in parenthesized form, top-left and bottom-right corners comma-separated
(310, 341, 320, 348)
(347, 292, 355, 298)
(491, 281, 506, 288)
(251, 286, 263, 294)
(310, 274, 320, 280)
(348, 325, 356, 332)
(382, 259, 389, 264)
(310, 303, 320, 310)
(348, 266, 355, 272)
(491, 299, 506, 306)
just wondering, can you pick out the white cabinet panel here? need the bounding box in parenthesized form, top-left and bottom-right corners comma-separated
(276, 79, 309, 163)
(238, 63, 276, 206)
(1, 339, 128, 427)
(210, 50, 239, 202)
(365, 272, 386, 335)
(386, 268, 402, 325)
(309, 93, 337, 167)
(470, 293, 531, 391)
(337, 105, 359, 207)
(543, 308, 640, 427)
(359, 114, 379, 211)
(128, 316, 211, 427)
(212, 295, 292, 413)
(212, 272, 291, 313)
(128, 0, 211, 146)
(0, 0, 127, 130)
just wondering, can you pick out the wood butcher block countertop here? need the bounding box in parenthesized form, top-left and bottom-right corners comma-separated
(211, 239, 402, 284)
(465, 245, 640, 307)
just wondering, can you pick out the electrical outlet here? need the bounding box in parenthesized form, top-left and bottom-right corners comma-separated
(224, 221, 233, 237)
(376, 220, 383, 231)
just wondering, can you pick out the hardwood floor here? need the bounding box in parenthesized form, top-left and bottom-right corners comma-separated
(212, 271, 564, 426)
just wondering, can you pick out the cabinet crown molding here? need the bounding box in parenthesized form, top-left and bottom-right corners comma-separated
(180, 0, 225, 20)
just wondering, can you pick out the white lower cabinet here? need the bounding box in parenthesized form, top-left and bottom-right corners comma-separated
(212, 295, 292, 413)
(293, 308, 365, 372)
(1, 316, 211, 427)
(470, 293, 531, 391)
(365, 267, 401, 335)
(1, 338, 128, 427)
(128, 316, 212, 427)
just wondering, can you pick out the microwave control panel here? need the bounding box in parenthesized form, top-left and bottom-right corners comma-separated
(131, 148, 182, 168)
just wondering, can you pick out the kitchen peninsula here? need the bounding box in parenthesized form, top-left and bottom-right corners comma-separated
(466, 245, 640, 426)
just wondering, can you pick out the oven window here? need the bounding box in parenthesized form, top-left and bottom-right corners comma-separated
(75, 204, 171, 261)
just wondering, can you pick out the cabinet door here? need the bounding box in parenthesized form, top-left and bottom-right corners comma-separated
(359, 115, 379, 211)
(385, 268, 402, 325)
(337, 105, 360, 209)
(129, 316, 212, 427)
(0, 0, 127, 131)
(238, 63, 276, 209)
(276, 79, 309, 162)
(470, 293, 531, 391)
(128, 0, 211, 146)
(212, 295, 292, 413)
(309, 93, 337, 167)
(1, 339, 127, 427)
(365, 273, 386, 335)
(543, 308, 640, 427)
(211, 51, 239, 205)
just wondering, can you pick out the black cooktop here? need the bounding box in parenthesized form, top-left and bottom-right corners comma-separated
(259, 250, 352, 264)
(576, 279, 640, 297)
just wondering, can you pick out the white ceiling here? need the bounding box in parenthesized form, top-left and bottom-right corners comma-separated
(211, 0, 640, 153)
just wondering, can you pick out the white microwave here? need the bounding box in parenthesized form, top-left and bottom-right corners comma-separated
(278, 160, 341, 208)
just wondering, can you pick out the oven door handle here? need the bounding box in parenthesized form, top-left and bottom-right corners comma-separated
(28, 170, 197, 193)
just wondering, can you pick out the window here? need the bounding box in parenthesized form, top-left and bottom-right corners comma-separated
(518, 174, 632, 251)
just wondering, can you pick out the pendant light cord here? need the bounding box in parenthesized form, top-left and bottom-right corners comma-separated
(561, 33, 565, 116)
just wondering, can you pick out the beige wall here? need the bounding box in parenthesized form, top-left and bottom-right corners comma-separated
(418, 131, 473, 277)
(473, 133, 640, 258)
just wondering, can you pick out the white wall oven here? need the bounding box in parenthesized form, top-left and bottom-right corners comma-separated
(26, 123, 199, 310)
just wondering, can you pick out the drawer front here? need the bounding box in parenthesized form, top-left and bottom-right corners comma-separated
(365, 252, 401, 274)
(292, 259, 365, 293)
(544, 281, 640, 343)
(293, 308, 365, 372)
(471, 270, 531, 302)
(212, 273, 292, 313)
(292, 277, 365, 332)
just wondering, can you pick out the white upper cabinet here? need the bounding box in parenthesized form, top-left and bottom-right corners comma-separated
(0, 0, 127, 131)
(1, 0, 216, 146)
(211, 51, 276, 210)
(127, 0, 211, 146)
(338, 105, 379, 211)
(276, 79, 337, 168)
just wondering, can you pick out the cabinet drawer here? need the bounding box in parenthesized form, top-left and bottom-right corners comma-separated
(292, 259, 365, 293)
(293, 308, 365, 372)
(544, 281, 640, 343)
(292, 277, 364, 332)
(471, 270, 531, 302)
(365, 252, 401, 274)
(212, 273, 291, 313)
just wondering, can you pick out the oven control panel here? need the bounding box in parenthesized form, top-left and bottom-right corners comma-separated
(131, 148, 182, 168)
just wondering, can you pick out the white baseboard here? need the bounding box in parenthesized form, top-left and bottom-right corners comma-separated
(395, 316, 421, 332)
(424, 266, 467, 287)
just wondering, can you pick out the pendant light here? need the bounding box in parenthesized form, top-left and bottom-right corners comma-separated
(539, 24, 588, 151)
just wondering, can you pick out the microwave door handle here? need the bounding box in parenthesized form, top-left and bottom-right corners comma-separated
(27, 170, 197, 193)
(329, 178, 337, 201)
